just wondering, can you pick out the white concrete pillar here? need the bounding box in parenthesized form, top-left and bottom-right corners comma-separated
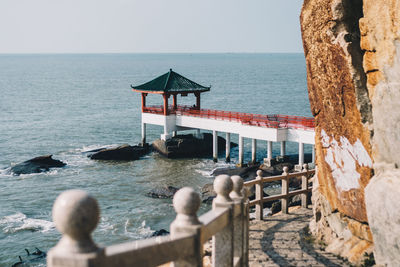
(213, 130, 218, 162)
(141, 123, 146, 145)
(267, 141, 273, 159)
(239, 135, 244, 166)
(280, 141, 286, 156)
(172, 131, 177, 137)
(252, 139, 257, 164)
(312, 145, 315, 163)
(226, 132, 231, 162)
(299, 142, 304, 166)
(196, 129, 201, 139)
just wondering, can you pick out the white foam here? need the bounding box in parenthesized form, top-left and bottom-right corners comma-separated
(0, 212, 54, 233)
(124, 219, 154, 239)
(78, 144, 118, 153)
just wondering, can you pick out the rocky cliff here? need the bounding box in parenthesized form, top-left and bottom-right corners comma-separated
(299, 0, 398, 264)
(360, 1, 400, 266)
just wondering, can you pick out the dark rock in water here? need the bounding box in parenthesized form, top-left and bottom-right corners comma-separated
(89, 144, 150, 161)
(152, 133, 237, 158)
(12, 248, 46, 267)
(201, 183, 216, 204)
(151, 229, 170, 237)
(10, 155, 66, 176)
(146, 186, 180, 199)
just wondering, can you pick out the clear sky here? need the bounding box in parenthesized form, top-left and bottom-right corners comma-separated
(0, 0, 304, 54)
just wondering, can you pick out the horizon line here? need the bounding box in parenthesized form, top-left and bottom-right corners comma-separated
(0, 51, 304, 55)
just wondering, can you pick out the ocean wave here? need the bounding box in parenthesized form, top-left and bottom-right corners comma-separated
(124, 220, 154, 239)
(78, 144, 118, 153)
(0, 167, 12, 177)
(0, 212, 55, 233)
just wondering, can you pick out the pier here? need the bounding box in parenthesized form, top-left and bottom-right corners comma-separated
(133, 69, 316, 167)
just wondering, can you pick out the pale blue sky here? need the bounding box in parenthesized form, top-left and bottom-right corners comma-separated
(0, 0, 304, 53)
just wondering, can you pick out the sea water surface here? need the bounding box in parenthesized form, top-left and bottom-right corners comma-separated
(0, 53, 311, 266)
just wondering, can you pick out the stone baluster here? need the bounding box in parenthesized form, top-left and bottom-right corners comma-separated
(47, 190, 103, 267)
(255, 170, 263, 220)
(282, 167, 289, 214)
(241, 185, 250, 267)
(301, 164, 309, 208)
(170, 187, 203, 267)
(212, 175, 234, 267)
(230, 175, 247, 267)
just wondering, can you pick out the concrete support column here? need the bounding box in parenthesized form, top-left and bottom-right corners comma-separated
(161, 116, 171, 141)
(312, 145, 315, 163)
(196, 129, 201, 139)
(226, 132, 231, 162)
(299, 142, 304, 166)
(238, 135, 244, 166)
(213, 130, 218, 162)
(141, 123, 146, 145)
(251, 139, 257, 164)
(280, 141, 286, 156)
(172, 131, 177, 137)
(267, 141, 273, 159)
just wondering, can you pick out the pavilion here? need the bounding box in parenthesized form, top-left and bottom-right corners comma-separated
(131, 69, 211, 116)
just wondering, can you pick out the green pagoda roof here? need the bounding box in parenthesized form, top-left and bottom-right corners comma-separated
(131, 69, 211, 94)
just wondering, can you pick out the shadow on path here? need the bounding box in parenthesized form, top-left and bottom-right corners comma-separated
(249, 208, 350, 266)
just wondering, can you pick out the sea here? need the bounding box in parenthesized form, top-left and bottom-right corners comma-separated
(0, 53, 312, 266)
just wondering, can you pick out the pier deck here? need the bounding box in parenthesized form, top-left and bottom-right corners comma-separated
(141, 105, 315, 165)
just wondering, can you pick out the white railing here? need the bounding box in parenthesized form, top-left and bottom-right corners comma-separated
(47, 164, 314, 267)
(47, 175, 249, 267)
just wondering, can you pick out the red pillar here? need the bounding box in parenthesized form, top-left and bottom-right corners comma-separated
(163, 93, 169, 116)
(141, 93, 147, 112)
(195, 93, 201, 110)
(172, 94, 177, 110)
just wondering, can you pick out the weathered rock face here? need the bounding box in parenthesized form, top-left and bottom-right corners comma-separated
(360, 1, 400, 265)
(302, 0, 400, 264)
(300, 0, 375, 263)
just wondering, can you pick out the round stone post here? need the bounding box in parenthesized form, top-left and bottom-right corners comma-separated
(281, 167, 289, 214)
(47, 190, 103, 267)
(230, 175, 245, 267)
(212, 175, 234, 267)
(255, 170, 264, 220)
(301, 164, 309, 208)
(171, 187, 202, 267)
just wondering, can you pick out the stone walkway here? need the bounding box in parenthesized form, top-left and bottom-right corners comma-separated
(249, 207, 350, 267)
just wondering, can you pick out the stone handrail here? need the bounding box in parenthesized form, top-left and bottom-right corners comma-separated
(47, 175, 249, 267)
(244, 164, 315, 220)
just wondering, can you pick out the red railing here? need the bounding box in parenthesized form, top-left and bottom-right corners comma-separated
(142, 105, 315, 130)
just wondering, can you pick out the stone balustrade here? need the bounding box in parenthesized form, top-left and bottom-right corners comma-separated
(47, 174, 249, 267)
(244, 163, 315, 219)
